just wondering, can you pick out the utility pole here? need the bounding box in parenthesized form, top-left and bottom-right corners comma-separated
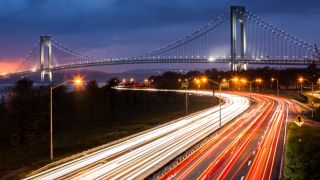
(185, 85, 188, 115)
(49, 77, 84, 160)
(219, 85, 222, 128)
(271, 78, 279, 96)
(311, 82, 314, 118)
(277, 80, 279, 96)
(179, 79, 189, 115)
(201, 78, 222, 128)
(50, 86, 53, 160)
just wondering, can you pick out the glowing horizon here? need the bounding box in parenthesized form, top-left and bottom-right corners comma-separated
(0, 59, 23, 74)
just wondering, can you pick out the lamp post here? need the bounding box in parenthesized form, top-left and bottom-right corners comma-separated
(301, 78, 314, 118)
(50, 76, 83, 160)
(144, 79, 151, 88)
(179, 78, 189, 115)
(201, 77, 222, 128)
(222, 78, 230, 91)
(312, 82, 314, 118)
(245, 78, 262, 93)
(255, 78, 262, 93)
(298, 77, 304, 94)
(232, 77, 240, 91)
(271, 78, 279, 96)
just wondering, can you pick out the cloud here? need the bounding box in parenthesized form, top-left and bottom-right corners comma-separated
(0, 0, 319, 70)
(0, 58, 24, 74)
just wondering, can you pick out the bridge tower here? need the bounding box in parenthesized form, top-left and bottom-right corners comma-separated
(230, 6, 247, 71)
(40, 36, 53, 83)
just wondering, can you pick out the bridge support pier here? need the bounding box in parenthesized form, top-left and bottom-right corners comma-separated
(40, 36, 53, 83)
(231, 6, 247, 71)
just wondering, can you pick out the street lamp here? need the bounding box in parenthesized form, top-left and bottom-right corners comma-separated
(222, 78, 231, 91)
(245, 78, 262, 93)
(301, 78, 314, 118)
(50, 76, 84, 160)
(232, 77, 240, 91)
(240, 78, 247, 91)
(194, 78, 201, 90)
(298, 77, 304, 93)
(271, 77, 279, 96)
(255, 78, 262, 93)
(144, 78, 151, 88)
(232, 77, 239, 83)
(179, 78, 189, 115)
(201, 77, 222, 128)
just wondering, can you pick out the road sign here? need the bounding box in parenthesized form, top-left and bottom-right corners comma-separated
(314, 103, 320, 108)
(293, 114, 304, 127)
(181, 82, 188, 88)
(221, 82, 229, 88)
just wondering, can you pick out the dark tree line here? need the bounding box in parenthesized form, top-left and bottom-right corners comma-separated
(0, 78, 123, 146)
(150, 64, 320, 91)
(0, 77, 184, 147)
(4, 79, 49, 146)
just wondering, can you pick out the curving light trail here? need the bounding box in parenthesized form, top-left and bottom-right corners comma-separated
(161, 93, 298, 180)
(25, 89, 250, 180)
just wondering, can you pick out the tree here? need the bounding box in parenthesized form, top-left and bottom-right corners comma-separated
(157, 71, 182, 89)
(51, 85, 72, 120)
(186, 70, 202, 79)
(5, 79, 49, 145)
(104, 78, 120, 116)
(0, 96, 4, 121)
(107, 78, 120, 88)
(307, 64, 318, 82)
(7, 79, 34, 145)
(6, 79, 34, 145)
(85, 80, 100, 121)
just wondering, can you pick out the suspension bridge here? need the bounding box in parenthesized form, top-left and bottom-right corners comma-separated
(1, 6, 320, 82)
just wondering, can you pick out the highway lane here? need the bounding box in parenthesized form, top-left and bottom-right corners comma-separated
(161, 93, 299, 180)
(306, 90, 320, 99)
(25, 89, 250, 180)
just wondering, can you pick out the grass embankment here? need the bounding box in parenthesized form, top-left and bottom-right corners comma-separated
(284, 123, 320, 179)
(0, 90, 218, 179)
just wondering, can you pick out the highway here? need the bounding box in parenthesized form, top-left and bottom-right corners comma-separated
(25, 89, 250, 180)
(160, 93, 300, 180)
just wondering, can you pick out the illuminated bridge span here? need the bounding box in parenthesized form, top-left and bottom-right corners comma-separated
(2, 6, 320, 82)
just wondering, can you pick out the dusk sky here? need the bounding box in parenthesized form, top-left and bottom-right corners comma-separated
(0, 0, 319, 73)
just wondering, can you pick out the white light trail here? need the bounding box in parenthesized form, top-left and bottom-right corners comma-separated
(25, 89, 250, 180)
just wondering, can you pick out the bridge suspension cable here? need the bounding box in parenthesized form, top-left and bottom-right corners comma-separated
(245, 10, 316, 58)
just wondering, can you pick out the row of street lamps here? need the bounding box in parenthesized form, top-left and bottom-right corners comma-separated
(49, 76, 155, 160)
(186, 76, 320, 96)
(178, 76, 276, 130)
(48, 75, 318, 160)
(297, 77, 320, 118)
(179, 76, 319, 131)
